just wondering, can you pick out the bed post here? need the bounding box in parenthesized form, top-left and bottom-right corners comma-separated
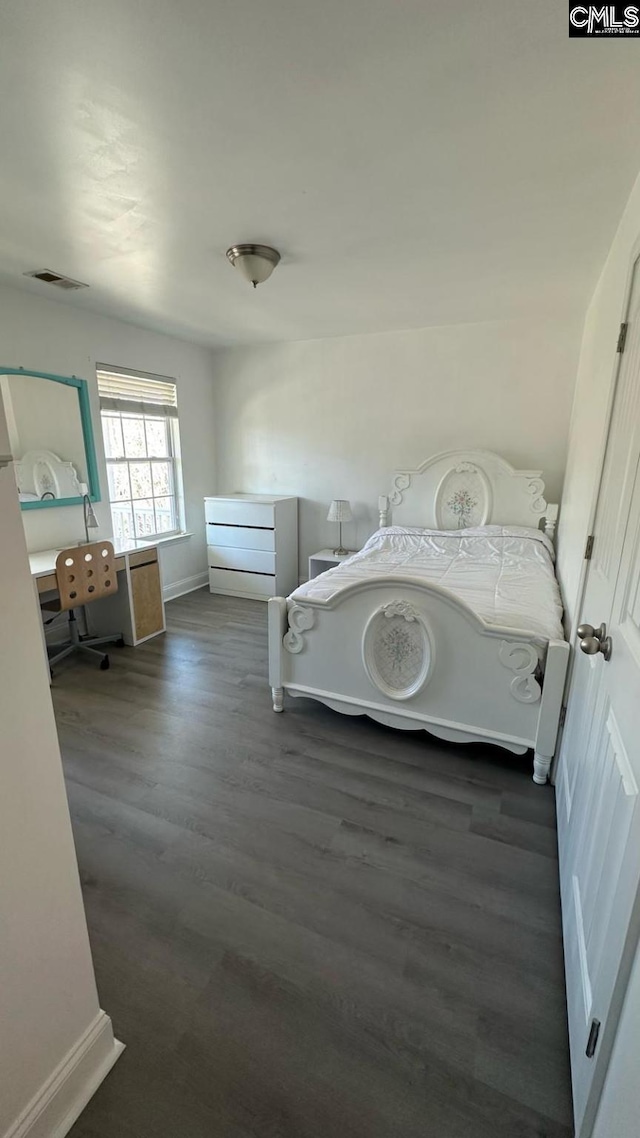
(268, 596, 287, 711)
(543, 503, 559, 544)
(378, 495, 390, 528)
(533, 638, 570, 783)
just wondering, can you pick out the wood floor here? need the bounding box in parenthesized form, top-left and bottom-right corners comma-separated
(58, 588, 573, 1138)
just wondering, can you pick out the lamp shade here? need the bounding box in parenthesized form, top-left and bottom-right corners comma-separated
(327, 499, 352, 523)
(226, 244, 281, 288)
(84, 497, 99, 529)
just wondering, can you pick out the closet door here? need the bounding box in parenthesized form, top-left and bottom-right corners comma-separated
(557, 255, 640, 1137)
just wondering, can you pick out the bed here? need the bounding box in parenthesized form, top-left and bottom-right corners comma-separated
(268, 450, 570, 784)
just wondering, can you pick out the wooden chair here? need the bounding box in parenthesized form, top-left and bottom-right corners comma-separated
(47, 541, 124, 671)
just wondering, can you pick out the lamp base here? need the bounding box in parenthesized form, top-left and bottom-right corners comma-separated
(333, 547, 349, 556)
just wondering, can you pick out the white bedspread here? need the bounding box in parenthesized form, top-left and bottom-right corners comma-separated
(292, 526, 565, 642)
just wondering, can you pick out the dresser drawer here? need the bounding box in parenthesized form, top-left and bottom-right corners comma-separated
(208, 546, 276, 575)
(205, 523, 276, 552)
(205, 499, 275, 528)
(209, 567, 276, 598)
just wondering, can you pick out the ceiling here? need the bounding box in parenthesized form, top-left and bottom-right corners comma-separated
(1, 0, 640, 347)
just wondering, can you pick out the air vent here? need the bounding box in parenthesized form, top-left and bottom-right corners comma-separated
(24, 269, 89, 290)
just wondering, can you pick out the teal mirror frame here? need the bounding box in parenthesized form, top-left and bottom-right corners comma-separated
(0, 366, 101, 510)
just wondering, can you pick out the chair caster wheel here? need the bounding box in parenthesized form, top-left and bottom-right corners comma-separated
(116, 637, 125, 647)
(100, 656, 110, 670)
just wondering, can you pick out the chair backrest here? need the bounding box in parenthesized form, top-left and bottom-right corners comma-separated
(55, 541, 119, 612)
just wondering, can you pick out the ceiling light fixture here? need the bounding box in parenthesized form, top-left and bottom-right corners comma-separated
(226, 244, 281, 288)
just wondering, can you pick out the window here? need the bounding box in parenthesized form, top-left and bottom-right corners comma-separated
(97, 366, 183, 545)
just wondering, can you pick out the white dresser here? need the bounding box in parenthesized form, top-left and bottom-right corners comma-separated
(205, 494, 298, 600)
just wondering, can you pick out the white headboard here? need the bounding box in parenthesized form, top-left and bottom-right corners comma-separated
(15, 449, 83, 501)
(377, 450, 558, 540)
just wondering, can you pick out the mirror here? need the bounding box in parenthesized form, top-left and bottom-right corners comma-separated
(0, 368, 100, 509)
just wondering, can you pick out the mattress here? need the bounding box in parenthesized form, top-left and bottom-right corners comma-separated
(291, 525, 565, 642)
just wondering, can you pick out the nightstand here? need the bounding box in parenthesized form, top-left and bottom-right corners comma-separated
(308, 548, 357, 579)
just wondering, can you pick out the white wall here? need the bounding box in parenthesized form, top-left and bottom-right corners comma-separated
(557, 170, 640, 633)
(212, 316, 581, 577)
(0, 284, 217, 594)
(0, 398, 120, 1137)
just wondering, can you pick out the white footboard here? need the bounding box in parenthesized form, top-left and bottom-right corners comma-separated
(268, 578, 569, 783)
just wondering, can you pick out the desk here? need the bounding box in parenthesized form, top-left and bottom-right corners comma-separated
(30, 542, 166, 647)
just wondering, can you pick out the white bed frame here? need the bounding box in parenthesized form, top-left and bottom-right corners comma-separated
(268, 450, 570, 784)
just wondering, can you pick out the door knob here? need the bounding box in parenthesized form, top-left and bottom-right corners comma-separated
(577, 622, 606, 642)
(578, 622, 612, 661)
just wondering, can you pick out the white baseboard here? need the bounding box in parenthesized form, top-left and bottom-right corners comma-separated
(163, 570, 208, 602)
(5, 1011, 124, 1138)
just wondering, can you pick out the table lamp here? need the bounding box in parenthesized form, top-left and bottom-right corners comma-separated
(327, 499, 352, 555)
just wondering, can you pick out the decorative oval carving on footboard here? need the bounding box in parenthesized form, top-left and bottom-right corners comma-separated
(362, 600, 434, 701)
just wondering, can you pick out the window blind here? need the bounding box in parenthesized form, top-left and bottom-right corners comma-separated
(97, 366, 178, 418)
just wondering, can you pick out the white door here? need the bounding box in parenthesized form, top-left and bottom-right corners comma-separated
(557, 257, 640, 1136)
